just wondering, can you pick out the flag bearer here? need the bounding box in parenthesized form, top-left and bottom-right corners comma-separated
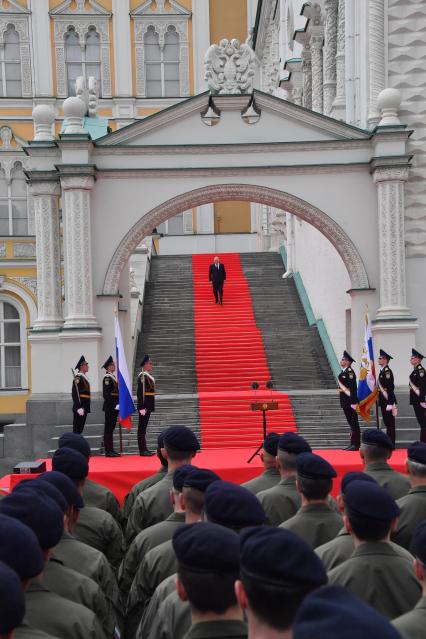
(102, 355, 120, 457)
(137, 355, 155, 456)
(72, 356, 91, 434)
(338, 351, 360, 451)
(377, 349, 397, 445)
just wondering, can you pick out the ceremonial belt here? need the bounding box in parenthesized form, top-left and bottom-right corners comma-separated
(144, 392, 155, 396)
(409, 381, 420, 396)
(111, 393, 118, 396)
(80, 394, 90, 398)
(378, 380, 388, 402)
(337, 379, 350, 396)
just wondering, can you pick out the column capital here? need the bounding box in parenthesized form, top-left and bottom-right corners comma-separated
(29, 181, 61, 198)
(60, 175, 95, 191)
(372, 166, 410, 184)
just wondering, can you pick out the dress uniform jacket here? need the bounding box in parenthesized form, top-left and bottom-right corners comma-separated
(72, 372, 91, 414)
(364, 462, 410, 500)
(338, 367, 358, 406)
(183, 620, 248, 639)
(392, 597, 426, 639)
(83, 478, 122, 525)
(75, 505, 124, 570)
(103, 373, 119, 412)
(378, 366, 396, 406)
(25, 580, 107, 639)
(393, 485, 426, 550)
(328, 541, 422, 619)
(126, 539, 177, 639)
(279, 503, 343, 549)
(410, 364, 426, 406)
(43, 557, 115, 637)
(240, 467, 280, 495)
(125, 472, 174, 543)
(119, 511, 185, 598)
(123, 466, 168, 522)
(15, 621, 60, 638)
(256, 475, 300, 526)
(137, 371, 155, 412)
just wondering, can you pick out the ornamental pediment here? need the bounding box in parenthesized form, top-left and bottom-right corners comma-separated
(50, 0, 111, 16)
(0, 0, 30, 14)
(131, 0, 191, 17)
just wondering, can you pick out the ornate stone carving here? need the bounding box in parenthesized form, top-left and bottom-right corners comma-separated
(13, 242, 36, 258)
(0, 126, 12, 149)
(15, 277, 37, 297)
(0, 17, 32, 97)
(332, 0, 346, 119)
(302, 53, 312, 110)
(203, 38, 256, 95)
(103, 184, 370, 295)
(310, 35, 324, 113)
(323, 0, 338, 116)
(368, 0, 385, 128)
(260, 21, 280, 94)
(0, 242, 5, 258)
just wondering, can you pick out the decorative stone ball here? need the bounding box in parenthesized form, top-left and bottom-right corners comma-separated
(377, 88, 401, 113)
(62, 96, 86, 120)
(32, 104, 55, 126)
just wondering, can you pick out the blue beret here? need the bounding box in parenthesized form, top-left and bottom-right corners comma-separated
(278, 432, 312, 454)
(340, 472, 377, 494)
(263, 432, 280, 456)
(173, 465, 198, 491)
(297, 453, 337, 479)
(344, 480, 400, 521)
(13, 479, 68, 513)
(184, 468, 221, 492)
(0, 514, 44, 580)
(163, 426, 200, 452)
(0, 562, 25, 634)
(411, 521, 426, 564)
(173, 523, 239, 573)
(362, 429, 394, 451)
(0, 489, 63, 550)
(240, 526, 327, 589)
(293, 585, 401, 639)
(38, 471, 84, 509)
(52, 447, 89, 481)
(407, 441, 426, 465)
(205, 480, 266, 528)
(58, 432, 91, 459)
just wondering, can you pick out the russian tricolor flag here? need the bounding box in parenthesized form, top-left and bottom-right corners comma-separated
(114, 316, 135, 430)
(357, 309, 378, 422)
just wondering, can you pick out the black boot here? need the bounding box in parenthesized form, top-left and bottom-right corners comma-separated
(138, 434, 154, 456)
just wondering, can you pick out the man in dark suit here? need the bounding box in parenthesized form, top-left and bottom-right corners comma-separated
(208, 256, 226, 305)
(337, 351, 360, 451)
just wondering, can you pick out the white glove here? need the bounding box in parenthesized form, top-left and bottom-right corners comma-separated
(115, 404, 119, 411)
(77, 408, 85, 416)
(386, 404, 393, 412)
(350, 404, 357, 411)
(420, 402, 426, 409)
(345, 390, 351, 397)
(415, 388, 421, 397)
(139, 409, 147, 416)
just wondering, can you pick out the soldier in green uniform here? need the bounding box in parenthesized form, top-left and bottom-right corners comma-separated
(294, 586, 402, 639)
(279, 452, 342, 548)
(52, 447, 124, 570)
(393, 442, 426, 550)
(235, 526, 327, 638)
(257, 432, 311, 526)
(409, 348, 426, 442)
(338, 351, 360, 451)
(0, 489, 107, 639)
(328, 480, 422, 619)
(377, 349, 397, 445)
(72, 355, 91, 435)
(102, 355, 120, 457)
(241, 432, 280, 494)
(174, 523, 247, 639)
(58, 432, 122, 524)
(393, 521, 426, 639)
(360, 428, 410, 499)
(125, 425, 200, 543)
(0, 561, 26, 637)
(137, 355, 156, 456)
(122, 432, 168, 523)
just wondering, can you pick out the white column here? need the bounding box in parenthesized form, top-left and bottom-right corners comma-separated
(196, 204, 214, 234)
(373, 167, 411, 319)
(368, 0, 385, 128)
(61, 176, 98, 329)
(323, 0, 338, 116)
(332, 0, 346, 120)
(310, 35, 324, 113)
(29, 0, 54, 97)
(112, 0, 133, 97)
(192, 0, 210, 93)
(30, 182, 63, 330)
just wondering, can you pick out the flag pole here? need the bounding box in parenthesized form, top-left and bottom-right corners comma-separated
(114, 305, 123, 456)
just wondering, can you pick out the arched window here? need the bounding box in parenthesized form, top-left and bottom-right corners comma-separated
(0, 24, 22, 97)
(0, 300, 22, 388)
(145, 25, 180, 97)
(65, 27, 101, 96)
(0, 163, 28, 236)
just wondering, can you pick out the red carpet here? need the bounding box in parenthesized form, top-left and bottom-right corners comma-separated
(0, 449, 409, 505)
(192, 254, 297, 448)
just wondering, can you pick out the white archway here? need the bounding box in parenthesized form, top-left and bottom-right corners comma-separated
(103, 183, 370, 295)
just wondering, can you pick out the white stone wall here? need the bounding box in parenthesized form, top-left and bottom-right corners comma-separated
(294, 219, 351, 357)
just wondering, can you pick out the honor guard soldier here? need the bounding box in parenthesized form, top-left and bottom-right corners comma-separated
(378, 349, 397, 445)
(337, 351, 360, 451)
(102, 356, 120, 457)
(72, 356, 90, 434)
(409, 348, 426, 442)
(137, 355, 155, 456)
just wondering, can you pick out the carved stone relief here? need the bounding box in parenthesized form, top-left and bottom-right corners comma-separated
(13, 242, 36, 257)
(204, 39, 256, 95)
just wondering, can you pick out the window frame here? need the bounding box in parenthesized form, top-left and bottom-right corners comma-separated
(0, 161, 28, 237)
(144, 25, 180, 98)
(0, 295, 27, 391)
(0, 18, 32, 98)
(64, 25, 102, 97)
